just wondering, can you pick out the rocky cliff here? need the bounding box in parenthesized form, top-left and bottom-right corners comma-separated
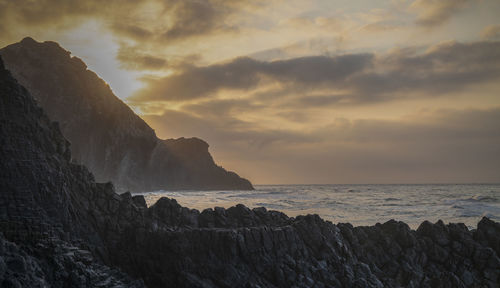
(0, 37, 253, 192)
(0, 55, 145, 287)
(1, 55, 499, 288)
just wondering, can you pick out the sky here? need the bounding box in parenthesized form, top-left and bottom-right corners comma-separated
(1, 0, 500, 184)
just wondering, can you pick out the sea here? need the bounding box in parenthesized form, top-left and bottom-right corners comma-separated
(138, 184, 500, 229)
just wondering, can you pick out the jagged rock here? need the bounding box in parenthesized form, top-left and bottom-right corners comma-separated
(0, 233, 144, 288)
(0, 37, 253, 192)
(475, 217, 500, 256)
(132, 195, 148, 209)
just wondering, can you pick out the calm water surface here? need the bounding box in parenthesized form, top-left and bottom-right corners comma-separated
(138, 184, 500, 229)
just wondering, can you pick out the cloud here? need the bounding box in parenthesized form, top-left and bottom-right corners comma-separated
(131, 40, 500, 105)
(0, 0, 100, 25)
(162, 0, 238, 41)
(111, 23, 154, 40)
(361, 21, 400, 32)
(131, 57, 264, 101)
(481, 25, 500, 41)
(0, 0, 276, 78)
(143, 108, 316, 152)
(144, 107, 500, 184)
(347, 41, 500, 97)
(117, 45, 168, 70)
(0, 0, 252, 45)
(281, 16, 342, 31)
(248, 36, 347, 62)
(183, 98, 263, 119)
(410, 0, 472, 27)
(131, 38, 500, 184)
(131, 54, 374, 102)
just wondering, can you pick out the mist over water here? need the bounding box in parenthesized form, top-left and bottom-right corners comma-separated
(139, 184, 500, 229)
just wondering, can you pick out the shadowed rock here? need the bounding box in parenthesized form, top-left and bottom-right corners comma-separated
(0, 37, 253, 192)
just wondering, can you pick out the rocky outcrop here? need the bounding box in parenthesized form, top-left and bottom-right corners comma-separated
(112, 204, 500, 287)
(0, 37, 253, 192)
(1, 55, 499, 287)
(0, 233, 144, 288)
(0, 55, 146, 287)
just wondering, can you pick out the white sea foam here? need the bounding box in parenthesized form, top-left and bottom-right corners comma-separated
(136, 184, 500, 229)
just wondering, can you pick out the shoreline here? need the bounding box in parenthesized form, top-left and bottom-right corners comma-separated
(134, 183, 500, 230)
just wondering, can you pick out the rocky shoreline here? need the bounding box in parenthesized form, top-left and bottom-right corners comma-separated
(1, 55, 499, 287)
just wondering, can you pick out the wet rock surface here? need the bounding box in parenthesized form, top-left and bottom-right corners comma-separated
(0, 55, 499, 287)
(0, 37, 253, 192)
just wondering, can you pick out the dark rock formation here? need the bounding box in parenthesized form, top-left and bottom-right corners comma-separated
(0, 233, 144, 288)
(0, 37, 253, 192)
(1, 55, 499, 287)
(0, 55, 145, 287)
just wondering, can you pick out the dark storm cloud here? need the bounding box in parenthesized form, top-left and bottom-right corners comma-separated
(132, 40, 500, 104)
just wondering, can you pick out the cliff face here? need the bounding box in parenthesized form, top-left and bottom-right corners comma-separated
(0, 55, 146, 287)
(1, 54, 499, 288)
(0, 37, 253, 192)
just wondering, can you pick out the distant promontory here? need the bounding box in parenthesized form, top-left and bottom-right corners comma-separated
(0, 37, 253, 192)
